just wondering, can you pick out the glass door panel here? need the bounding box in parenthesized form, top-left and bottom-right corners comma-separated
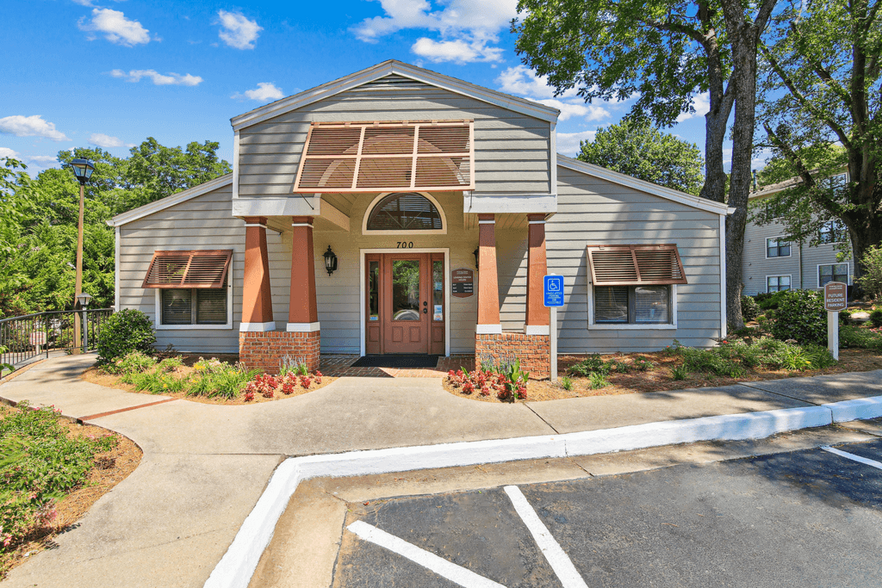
(391, 260, 421, 321)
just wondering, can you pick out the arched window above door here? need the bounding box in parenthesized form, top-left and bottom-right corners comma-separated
(364, 192, 446, 233)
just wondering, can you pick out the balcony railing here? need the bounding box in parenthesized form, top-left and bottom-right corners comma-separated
(0, 308, 114, 374)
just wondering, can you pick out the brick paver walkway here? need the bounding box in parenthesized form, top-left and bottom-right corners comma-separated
(319, 355, 475, 378)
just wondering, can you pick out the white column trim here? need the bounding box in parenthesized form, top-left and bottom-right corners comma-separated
(720, 214, 727, 339)
(525, 325, 550, 335)
(240, 322, 277, 332)
(114, 225, 120, 311)
(287, 322, 321, 332)
(291, 223, 313, 229)
(476, 324, 502, 335)
(243, 223, 267, 228)
(528, 219, 546, 225)
(478, 219, 495, 225)
(232, 130, 240, 199)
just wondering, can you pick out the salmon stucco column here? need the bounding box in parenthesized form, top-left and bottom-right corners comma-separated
(240, 217, 275, 331)
(525, 213, 550, 334)
(288, 216, 319, 331)
(476, 214, 501, 334)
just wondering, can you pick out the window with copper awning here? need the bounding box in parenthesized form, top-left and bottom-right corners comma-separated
(586, 244, 686, 326)
(293, 120, 474, 193)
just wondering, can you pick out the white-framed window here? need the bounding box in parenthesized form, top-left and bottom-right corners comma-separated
(142, 249, 234, 330)
(766, 237, 791, 258)
(818, 220, 847, 244)
(361, 192, 447, 235)
(766, 275, 791, 293)
(586, 244, 685, 330)
(818, 263, 849, 288)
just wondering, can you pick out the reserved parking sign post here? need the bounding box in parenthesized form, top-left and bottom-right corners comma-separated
(544, 275, 564, 382)
(824, 282, 847, 360)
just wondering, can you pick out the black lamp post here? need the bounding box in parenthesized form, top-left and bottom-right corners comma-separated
(70, 158, 94, 353)
(323, 245, 338, 276)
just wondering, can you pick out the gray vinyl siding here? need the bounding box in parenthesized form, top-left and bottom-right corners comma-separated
(117, 183, 251, 353)
(742, 208, 854, 295)
(237, 75, 552, 203)
(547, 166, 723, 353)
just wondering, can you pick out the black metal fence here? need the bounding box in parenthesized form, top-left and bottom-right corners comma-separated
(0, 308, 113, 373)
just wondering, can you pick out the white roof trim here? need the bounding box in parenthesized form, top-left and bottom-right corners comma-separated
(557, 154, 732, 216)
(230, 60, 561, 131)
(107, 174, 233, 227)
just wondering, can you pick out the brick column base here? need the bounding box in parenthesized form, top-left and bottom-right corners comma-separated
(475, 333, 551, 379)
(238, 331, 320, 374)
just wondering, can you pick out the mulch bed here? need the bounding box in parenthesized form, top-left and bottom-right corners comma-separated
(443, 348, 882, 403)
(81, 354, 336, 405)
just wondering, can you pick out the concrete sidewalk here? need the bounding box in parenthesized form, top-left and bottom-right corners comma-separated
(2, 354, 881, 587)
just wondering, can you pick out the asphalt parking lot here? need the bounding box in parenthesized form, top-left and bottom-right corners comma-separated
(332, 437, 882, 587)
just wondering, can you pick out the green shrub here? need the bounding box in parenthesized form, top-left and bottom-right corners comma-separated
(588, 372, 609, 389)
(97, 309, 155, 364)
(559, 376, 573, 391)
(632, 356, 654, 371)
(741, 295, 760, 322)
(103, 350, 156, 375)
(0, 402, 115, 558)
(840, 324, 882, 350)
(187, 359, 257, 399)
(567, 354, 608, 377)
(678, 346, 746, 378)
(755, 291, 789, 310)
(870, 309, 882, 328)
(839, 309, 852, 324)
(671, 364, 689, 380)
(856, 245, 882, 300)
(769, 289, 827, 345)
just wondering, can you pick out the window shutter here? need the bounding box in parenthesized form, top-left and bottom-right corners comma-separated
(587, 244, 687, 285)
(294, 120, 474, 193)
(143, 250, 232, 289)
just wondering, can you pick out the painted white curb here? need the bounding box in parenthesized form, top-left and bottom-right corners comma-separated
(204, 402, 851, 588)
(823, 394, 882, 423)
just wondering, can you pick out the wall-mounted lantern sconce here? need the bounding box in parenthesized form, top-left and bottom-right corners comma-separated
(323, 245, 338, 276)
(473, 247, 479, 270)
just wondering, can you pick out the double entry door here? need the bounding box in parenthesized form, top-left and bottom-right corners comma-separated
(365, 252, 445, 355)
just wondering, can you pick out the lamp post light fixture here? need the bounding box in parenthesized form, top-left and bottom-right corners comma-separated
(70, 158, 94, 354)
(473, 247, 479, 270)
(323, 245, 338, 276)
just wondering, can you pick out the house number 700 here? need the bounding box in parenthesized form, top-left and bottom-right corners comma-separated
(396, 241, 414, 248)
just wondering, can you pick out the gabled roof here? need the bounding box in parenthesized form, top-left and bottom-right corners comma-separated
(557, 155, 733, 216)
(107, 173, 233, 227)
(230, 60, 561, 131)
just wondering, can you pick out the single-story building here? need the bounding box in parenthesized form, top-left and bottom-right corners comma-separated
(108, 60, 731, 377)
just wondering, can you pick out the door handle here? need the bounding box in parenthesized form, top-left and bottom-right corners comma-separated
(423, 308, 428, 314)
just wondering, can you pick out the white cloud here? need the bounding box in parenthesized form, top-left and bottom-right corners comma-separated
(232, 82, 285, 102)
(89, 133, 131, 148)
(556, 131, 597, 156)
(78, 8, 150, 47)
(0, 147, 21, 159)
(675, 92, 711, 123)
(411, 38, 502, 64)
(0, 115, 69, 142)
(110, 69, 203, 86)
(28, 155, 59, 164)
(496, 65, 578, 100)
(535, 99, 609, 122)
(216, 10, 262, 50)
(354, 0, 516, 64)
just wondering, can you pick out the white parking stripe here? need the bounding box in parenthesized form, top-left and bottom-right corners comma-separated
(346, 521, 507, 588)
(503, 486, 589, 588)
(821, 446, 882, 470)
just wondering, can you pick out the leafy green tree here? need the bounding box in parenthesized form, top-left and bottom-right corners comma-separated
(513, 0, 779, 329)
(577, 120, 705, 195)
(0, 138, 231, 317)
(756, 0, 880, 279)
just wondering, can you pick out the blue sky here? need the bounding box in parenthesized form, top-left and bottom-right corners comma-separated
(1, 0, 728, 175)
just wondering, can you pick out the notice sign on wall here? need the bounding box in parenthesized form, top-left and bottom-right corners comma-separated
(452, 268, 474, 298)
(824, 281, 847, 311)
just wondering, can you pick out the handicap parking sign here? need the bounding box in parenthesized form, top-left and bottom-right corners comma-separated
(543, 275, 564, 307)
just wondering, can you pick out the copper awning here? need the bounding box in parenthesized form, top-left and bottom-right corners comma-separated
(293, 120, 474, 193)
(586, 244, 687, 285)
(142, 250, 232, 289)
